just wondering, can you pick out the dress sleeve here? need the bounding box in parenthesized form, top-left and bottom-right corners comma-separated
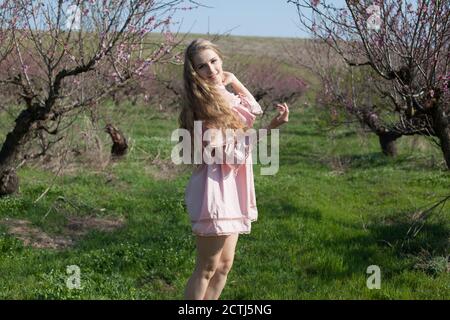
(237, 92, 263, 115)
(202, 126, 254, 175)
(226, 91, 263, 129)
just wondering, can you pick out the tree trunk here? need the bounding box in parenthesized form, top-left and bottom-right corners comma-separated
(378, 131, 401, 157)
(432, 104, 450, 169)
(0, 104, 47, 196)
(0, 112, 33, 196)
(360, 109, 402, 157)
(0, 167, 19, 196)
(104, 124, 128, 158)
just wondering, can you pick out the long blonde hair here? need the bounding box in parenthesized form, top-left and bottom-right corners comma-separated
(178, 39, 246, 136)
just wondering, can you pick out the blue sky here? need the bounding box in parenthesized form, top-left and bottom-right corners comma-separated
(172, 0, 311, 38)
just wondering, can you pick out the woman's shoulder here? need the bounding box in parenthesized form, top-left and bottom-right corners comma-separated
(216, 84, 263, 115)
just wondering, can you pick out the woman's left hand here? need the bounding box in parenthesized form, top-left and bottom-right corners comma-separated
(221, 71, 237, 86)
(269, 103, 290, 129)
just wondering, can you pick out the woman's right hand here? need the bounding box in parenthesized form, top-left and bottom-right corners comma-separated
(221, 71, 237, 86)
(269, 103, 289, 129)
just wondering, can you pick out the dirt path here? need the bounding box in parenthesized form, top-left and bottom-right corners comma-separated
(0, 216, 125, 249)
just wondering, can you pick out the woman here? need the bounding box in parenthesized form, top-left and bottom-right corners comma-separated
(179, 38, 289, 300)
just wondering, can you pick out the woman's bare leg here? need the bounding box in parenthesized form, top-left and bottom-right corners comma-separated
(184, 235, 226, 300)
(203, 234, 239, 300)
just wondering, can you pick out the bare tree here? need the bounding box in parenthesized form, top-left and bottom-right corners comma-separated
(288, 0, 450, 164)
(0, 0, 195, 196)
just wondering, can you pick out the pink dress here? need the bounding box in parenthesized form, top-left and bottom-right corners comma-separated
(184, 84, 263, 236)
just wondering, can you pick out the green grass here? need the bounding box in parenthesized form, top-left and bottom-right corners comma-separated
(0, 99, 448, 300)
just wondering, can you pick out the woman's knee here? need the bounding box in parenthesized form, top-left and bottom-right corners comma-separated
(195, 261, 218, 280)
(216, 258, 234, 276)
(215, 235, 238, 276)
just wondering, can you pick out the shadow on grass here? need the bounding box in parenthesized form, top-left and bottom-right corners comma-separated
(280, 150, 443, 172)
(366, 210, 449, 256)
(277, 207, 448, 283)
(262, 200, 322, 221)
(339, 152, 394, 169)
(333, 131, 358, 139)
(339, 153, 445, 171)
(278, 152, 389, 171)
(285, 128, 326, 138)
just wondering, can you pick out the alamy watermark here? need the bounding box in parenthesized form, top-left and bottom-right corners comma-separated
(366, 265, 381, 289)
(171, 120, 280, 175)
(66, 265, 82, 290)
(367, 4, 382, 31)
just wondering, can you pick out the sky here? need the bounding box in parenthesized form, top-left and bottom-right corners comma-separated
(172, 0, 312, 38)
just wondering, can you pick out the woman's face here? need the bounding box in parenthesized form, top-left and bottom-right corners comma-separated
(192, 49, 223, 85)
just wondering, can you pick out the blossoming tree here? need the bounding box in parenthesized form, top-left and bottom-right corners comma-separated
(0, 0, 194, 196)
(288, 0, 449, 165)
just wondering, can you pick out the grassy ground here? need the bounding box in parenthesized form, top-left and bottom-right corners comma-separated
(0, 98, 448, 299)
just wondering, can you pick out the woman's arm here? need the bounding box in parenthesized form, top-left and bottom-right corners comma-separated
(221, 70, 289, 130)
(222, 71, 263, 116)
(222, 71, 254, 99)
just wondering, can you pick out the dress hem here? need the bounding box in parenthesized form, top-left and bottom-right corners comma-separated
(191, 216, 257, 237)
(191, 230, 252, 237)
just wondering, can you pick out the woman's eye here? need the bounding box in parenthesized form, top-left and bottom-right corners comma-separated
(211, 59, 217, 63)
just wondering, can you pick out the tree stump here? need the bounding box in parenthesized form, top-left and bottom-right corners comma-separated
(104, 124, 128, 158)
(0, 168, 19, 196)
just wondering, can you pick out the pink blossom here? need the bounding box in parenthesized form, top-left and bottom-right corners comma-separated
(145, 16, 155, 25)
(128, 24, 137, 33)
(139, 28, 149, 36)
(163, 31, 174, 43)
(326, 35, 333, 45)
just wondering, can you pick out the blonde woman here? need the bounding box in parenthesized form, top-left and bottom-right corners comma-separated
(179, 38, 289, 300)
